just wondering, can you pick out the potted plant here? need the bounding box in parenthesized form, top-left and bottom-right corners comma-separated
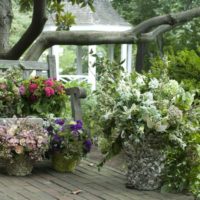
(20, 77, 68, 117)
(91, 59, 197, 191)
(47, 118, 92, 172)
(0, 118, 49, 176)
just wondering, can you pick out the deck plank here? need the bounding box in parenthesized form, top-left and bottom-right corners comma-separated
(0, 160, 194, 200)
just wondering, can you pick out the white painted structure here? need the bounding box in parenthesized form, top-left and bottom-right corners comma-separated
(43, 0, 133, 89)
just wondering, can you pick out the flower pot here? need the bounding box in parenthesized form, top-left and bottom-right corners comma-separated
(124, 139, 166, 190)
(6, 155, 33, 176)
(52, 152, 79, 173)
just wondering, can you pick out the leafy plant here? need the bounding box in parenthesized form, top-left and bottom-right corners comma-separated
(149, 49, 200, 93)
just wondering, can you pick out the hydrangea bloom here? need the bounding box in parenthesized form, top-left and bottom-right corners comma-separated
(19, 85, 26, 95)
(44, 79, 54, 87)
(29, 83, 38, 93)
(44, 87, 55, 97)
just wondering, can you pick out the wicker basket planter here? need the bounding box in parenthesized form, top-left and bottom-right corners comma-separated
(6, 155, 33, 176)
(124, 137, 166, 190)
(52, 152, 79, 173)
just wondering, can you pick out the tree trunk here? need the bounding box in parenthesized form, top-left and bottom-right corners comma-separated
(135, 41, 149, 73)
(0, 0, 12, 54)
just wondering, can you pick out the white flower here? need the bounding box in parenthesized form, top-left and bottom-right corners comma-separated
(162, 80, 180, 97)
(135, 75, 145, 86)
(19, 138, 26, 146)
(117, 79, 132, 100)
(142, 92, 154, 105)
(148, 78, 159, 89)
(102, 110, 113, 120)
(7, 125, 18, 136)
(132, 89, 141, 101)
(155, 121, 169, 132)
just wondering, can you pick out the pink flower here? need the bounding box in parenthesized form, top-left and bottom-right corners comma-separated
(44, 79, 54, 87)
(0, 83, 7, 90)
(56, 85, 65, 94)
(19, 85, 26, 95)
(44, 87, 55, 97)
(29, 83, 38, 93)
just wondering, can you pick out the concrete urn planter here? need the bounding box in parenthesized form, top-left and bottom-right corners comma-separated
(124, 137, 166, 191)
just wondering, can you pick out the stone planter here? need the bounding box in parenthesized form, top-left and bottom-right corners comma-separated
(0, 117, 43, 126)
(124, 138, 166, 190)
(6, 155, 33, 176)
(52, 152, 79, 173)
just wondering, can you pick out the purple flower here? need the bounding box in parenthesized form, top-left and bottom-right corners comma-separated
(46, 126, 53, 135)
(83, 139, 92, 153)
(53, 134, 62, 142)
(70, 120, 83, 132)
(55, 119, 65, 126)
(19, 85, 26, 95)
(29, 95, 37, 102)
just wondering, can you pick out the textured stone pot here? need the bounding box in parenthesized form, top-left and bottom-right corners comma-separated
(52, 152, 79, 173)
(6, 155, 33, 176)
(124, 139, 166, 190)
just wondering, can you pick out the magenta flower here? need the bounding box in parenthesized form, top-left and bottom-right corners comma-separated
(19, 85, 26, 95)
(44, 79, 54, 87)
(29, 83, 38, 93)
(44, 87, 55, 97)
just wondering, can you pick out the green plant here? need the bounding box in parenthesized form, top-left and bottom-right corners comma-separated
(149, 49, 200, 93)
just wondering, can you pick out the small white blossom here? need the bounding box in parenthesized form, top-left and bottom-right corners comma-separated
(135, 75, 145, 86)
(148, 78, 159, 89)
(142, 92, 154, 105)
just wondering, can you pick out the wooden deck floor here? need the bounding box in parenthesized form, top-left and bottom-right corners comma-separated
(0, 160, 194, 200)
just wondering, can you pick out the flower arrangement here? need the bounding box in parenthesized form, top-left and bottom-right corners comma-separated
(47, 118, 92, 159)
(0, 67, 23, 117)
(20, 77, 68, 117)
(90, 58, 199, 194)
(95, 69, 195, 157)
(0, 119, 49, 163)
